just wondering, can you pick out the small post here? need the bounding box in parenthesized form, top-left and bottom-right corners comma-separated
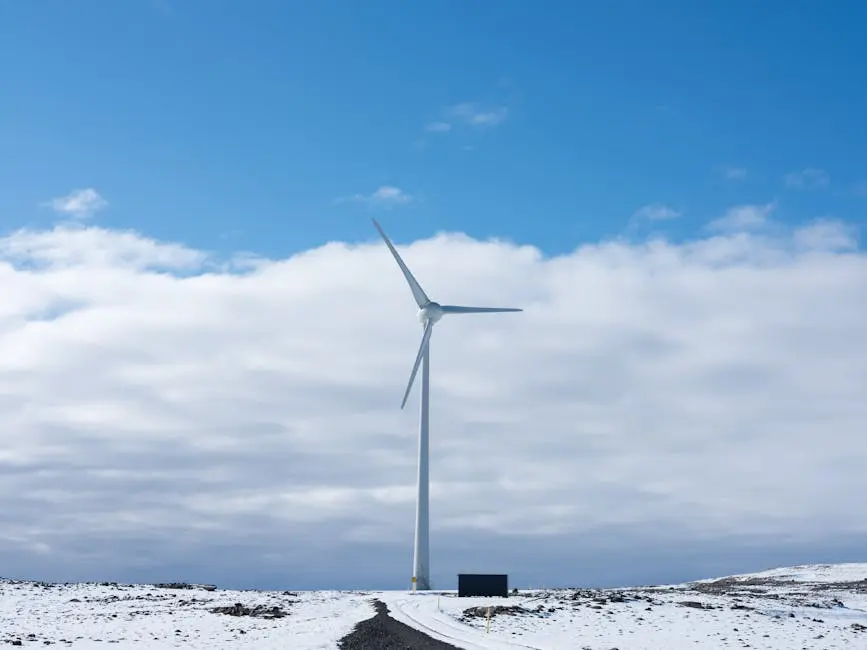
(486, 606, 491, 633)
(437, 596, 440, 612)
(411, 576, 417, 593)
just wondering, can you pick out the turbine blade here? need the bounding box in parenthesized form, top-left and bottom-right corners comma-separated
(401, 320, 433, 409)
(372, 219, 431, 308)
(440, 305, 523, 314)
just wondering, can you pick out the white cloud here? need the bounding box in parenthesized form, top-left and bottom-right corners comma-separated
(420, 103, 508, 140)
(785, 168, 830, 189)
(0, 225, 206, 270)
(424, 121, 452, 133)
(1, 215, 866, 588)
(43, 188, 108, 219)
(708, 202, 775, 231)
(448, 102, 509, 127)
(792, 218, 858, 251)
(722, 166, 747, 180)
(337, 186, 414, 208)
(633, 204, 682, 221)
(369, 186, 412, 205)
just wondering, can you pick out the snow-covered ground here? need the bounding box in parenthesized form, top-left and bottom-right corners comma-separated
(381, 563, 867, 649)
(0, 581, 373, 649)
(2, 564, 866, 649)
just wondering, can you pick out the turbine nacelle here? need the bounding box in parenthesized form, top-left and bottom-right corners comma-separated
(418, 302, 444, 325)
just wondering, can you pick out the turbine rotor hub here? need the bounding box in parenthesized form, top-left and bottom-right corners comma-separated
(418, 302, 443, 325)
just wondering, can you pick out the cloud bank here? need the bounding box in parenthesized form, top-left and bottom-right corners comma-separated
(1, 213, 865, 590)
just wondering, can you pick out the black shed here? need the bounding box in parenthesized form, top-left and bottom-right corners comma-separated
(457, 573, 508, 597)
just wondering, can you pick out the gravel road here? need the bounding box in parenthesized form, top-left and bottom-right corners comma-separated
(337, 599, 460, 650)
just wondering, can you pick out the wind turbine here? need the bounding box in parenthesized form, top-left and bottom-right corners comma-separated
(372, 219, 522, 592)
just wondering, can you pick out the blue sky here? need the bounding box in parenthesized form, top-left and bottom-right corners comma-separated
(1, 1, 867, 591)
(2, 0, 866, 255)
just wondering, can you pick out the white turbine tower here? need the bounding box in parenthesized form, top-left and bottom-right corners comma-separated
(373, 219, 522, 592)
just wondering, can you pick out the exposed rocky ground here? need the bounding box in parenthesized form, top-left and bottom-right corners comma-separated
(210, 602, 291, 619)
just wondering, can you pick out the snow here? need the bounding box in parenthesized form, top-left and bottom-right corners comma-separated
(0, 581, 373, 649)
(705, 562, 867, 584)
(378, 564, 867, 649)
(2, 564, 866, 649)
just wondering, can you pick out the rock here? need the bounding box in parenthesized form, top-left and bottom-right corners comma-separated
(461, 605, 530, 619)
(210, 603, 289, 619)
(679, 601, 715, 610)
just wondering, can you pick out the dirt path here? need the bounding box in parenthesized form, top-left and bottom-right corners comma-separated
(338, 599, 461, 650)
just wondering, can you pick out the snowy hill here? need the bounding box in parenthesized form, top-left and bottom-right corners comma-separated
(697, 562, 867, 585)
(2, 564, 866, 649)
